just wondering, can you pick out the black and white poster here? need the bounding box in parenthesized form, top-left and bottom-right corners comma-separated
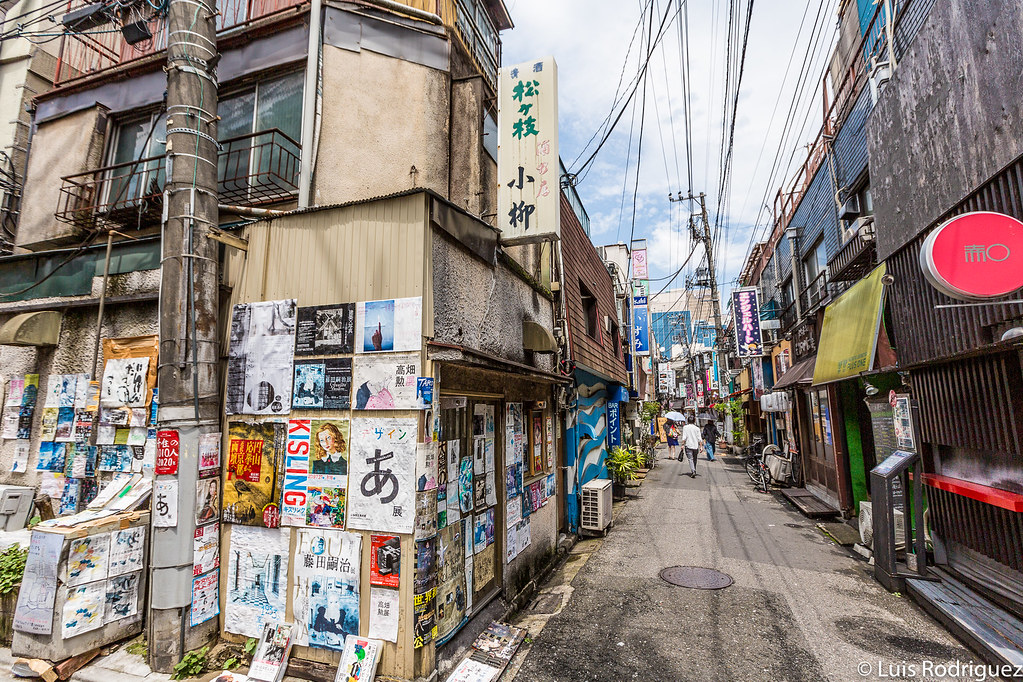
(292, 359, 352, 410)
(226, 299, 297, 415)
(295, 303, 355, 356)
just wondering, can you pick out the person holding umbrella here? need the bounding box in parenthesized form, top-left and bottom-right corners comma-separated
(664, 411, 685, 461)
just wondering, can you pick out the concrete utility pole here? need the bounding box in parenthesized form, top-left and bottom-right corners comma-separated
(670, 192, 725, 408)
(150, 0, 220, 668)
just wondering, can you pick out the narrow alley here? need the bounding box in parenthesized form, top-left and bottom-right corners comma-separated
(509, 446, 976, 682)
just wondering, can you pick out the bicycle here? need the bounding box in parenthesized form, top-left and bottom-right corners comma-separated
(742, 434, 767, 483)
(761, 442, 802, 488)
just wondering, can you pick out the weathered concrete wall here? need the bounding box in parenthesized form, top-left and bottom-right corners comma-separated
(17, 106, 107, 251)
(449, 76, 485, 216)
(313, 45, 450, 205)
(432, 230, 555, 373)
(867, 0, 1023, 260)
(0, 268, 159, 489)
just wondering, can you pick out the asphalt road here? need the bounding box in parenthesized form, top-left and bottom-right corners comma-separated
(510, 446, 980, 682)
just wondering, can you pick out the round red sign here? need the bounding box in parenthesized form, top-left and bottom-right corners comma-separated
(920, 211, 1023, 300)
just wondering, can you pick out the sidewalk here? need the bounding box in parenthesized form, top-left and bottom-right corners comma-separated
(0, 639, 170, 682)
(507, 444, 980, 681)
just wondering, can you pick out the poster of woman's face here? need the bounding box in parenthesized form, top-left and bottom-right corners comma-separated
(311, 419, 349, 476)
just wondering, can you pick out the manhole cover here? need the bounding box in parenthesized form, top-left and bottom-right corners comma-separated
(659, 566, 733, 589)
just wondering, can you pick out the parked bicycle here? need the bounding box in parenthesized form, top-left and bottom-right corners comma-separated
(742, 434, 767, 483)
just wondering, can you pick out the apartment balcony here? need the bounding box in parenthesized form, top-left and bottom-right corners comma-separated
(779, 300, 798, 334)
(828, 217, 877, 282)
(800, 269, 834, 315)
(55, 129, 300, 230)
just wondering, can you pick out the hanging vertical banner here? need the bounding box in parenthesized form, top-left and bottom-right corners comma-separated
(732, 287, 764, 357)
(497, 56, 560, 245)
(632, 248, 649, 279)
(607, 401, 621, 447)
(633, 302, 650, 355)
(347, 418, 417, 534)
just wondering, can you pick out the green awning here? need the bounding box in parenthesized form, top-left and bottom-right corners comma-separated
(812, 263, 887, 385)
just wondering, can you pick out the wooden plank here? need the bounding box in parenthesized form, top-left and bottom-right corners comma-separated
(54, 649, 100, 680)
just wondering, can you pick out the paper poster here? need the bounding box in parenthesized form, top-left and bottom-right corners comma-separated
(416, 377, 434, 409)
(36, 442, 61, 471)
(472, 514, 487, 555)
(59, 478, 81, 515)
(356, 296, 422, 353)
(309, 419, 349, 482)
(369, 534, 400, 588)
(14, 530, 64, 634)
(292, 358, 352, 410)
(414, 537, 436, 591)
(96, 424, 116, 445)
(280, 419, 311, 526)
(224, 421, 286, 527)
(435, 521, 466, 642)
(85, 381, 101, 412)
(70, 445, 96, 479)
(352, 354, 419, 410)
(17, 374, 39, 440)
(291, 528, 361, 649)
(100, 358, 149, 408)
(191, 569, 220, 626)
(346, 418, 417, 533)
(67, 534, 109, 586)
(73, 412, 93, 444)
(459, 457, 474, 513)
(226, 299, 297, 415)
(198, 432, 221, 478)
(225, 526, 290, 637)
(39, 471, 64, 499)
(40, 407, 58, 441)
(2, 377, 23, 439)
(473, 543, 495, 592)
(473, 437, 485, 475)
(108, 527, 145, 577)
(416, 441, 438, 491)
(446, 658, 501, 682)
(506, 497, 521, 528)
(517, 517, 530, 554)
(337, 636, 383, 681)
(546, 415, 554, 469)
(413, 585, 436, 648)
(484, 439, 495, 473)
(195, 478, 220, 525)
(104, 572, 139, 623)
(506, 524, 518, 562)
(54, 407, 75, 441)
(153, 479, 178, 527)
(62, 582, 106, 639)
(74, 374, 90, 409)
(484, 470, 497, 507)
(11, 440, 29, 473)
(546, 473, 556, 499)
(98, 445, 132, 472)
(306, 487, 346, 528)
(446, 481, 461, 524)
(193, 522, 220, 575)
(294, 303, 355, 355)
(415, 489, 438, 541)
(368, 588, 399, 643)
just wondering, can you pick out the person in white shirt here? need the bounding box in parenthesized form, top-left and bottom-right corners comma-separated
(681, 416, 703, 478)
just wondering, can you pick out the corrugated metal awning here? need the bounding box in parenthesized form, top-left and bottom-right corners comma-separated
(773, 355, 817, 390)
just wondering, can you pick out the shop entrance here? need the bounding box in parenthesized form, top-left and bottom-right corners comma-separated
(802, 386, 839, 504)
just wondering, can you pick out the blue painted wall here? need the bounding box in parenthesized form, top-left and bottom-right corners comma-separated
(564, 368, 610, 532)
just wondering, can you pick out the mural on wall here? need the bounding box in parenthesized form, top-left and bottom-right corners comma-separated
(563, 376, 608, 532)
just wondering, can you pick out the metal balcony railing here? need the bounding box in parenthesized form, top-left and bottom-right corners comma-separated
(55, 128, 300, 230)
(828, 217, 877, 282)
(800, 269, 832, 314)
(779, 300, 798, 334)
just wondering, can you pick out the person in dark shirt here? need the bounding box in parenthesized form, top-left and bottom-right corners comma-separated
(701, 420, 719, 461)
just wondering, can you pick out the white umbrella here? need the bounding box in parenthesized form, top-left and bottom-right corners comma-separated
(664, 411, 685, 421)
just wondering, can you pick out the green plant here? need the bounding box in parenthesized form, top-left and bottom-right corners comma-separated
(223, 656, 240, 670)
(605, 446, 641, 484)
(244, 637, 257, 655)
(640, 402, 661, 425)
(0, 545, 28, 595)
(172, 646, 209, 680)
(125, 635, 148, 657)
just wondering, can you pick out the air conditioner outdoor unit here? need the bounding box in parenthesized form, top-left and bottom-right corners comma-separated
(580, 478, 612, 532)
(0, 484, 34, 531)
(838, 195, 861, 221)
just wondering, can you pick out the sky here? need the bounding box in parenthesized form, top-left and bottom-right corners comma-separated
(501, 0, 839, 309)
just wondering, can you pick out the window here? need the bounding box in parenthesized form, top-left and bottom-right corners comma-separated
(782, 277, 795, 308)
(610, 321, 621, 357)
(803, 238, 827, 285)
(104, 110, 166, 209)
(579, 280, 599, 340)
(218, 70, 304, 199)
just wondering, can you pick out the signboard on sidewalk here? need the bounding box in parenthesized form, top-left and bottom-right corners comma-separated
(497, 57, 559, 245)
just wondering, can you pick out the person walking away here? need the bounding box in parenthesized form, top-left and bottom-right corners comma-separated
(702, 420, 719, 461)
(682, 417, 703, 477)
(666, 420, 680, 460)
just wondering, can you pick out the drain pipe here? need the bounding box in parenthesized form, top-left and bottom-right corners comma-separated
(218, 204, 284, 218)
(352, 0, 441, 24)
(297, 0, 322, 208)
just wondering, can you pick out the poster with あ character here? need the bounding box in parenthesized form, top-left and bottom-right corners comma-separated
(346, 418, 417, 534)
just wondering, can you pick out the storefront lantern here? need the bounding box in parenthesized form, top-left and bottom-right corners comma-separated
(920, 211, 1023, 300)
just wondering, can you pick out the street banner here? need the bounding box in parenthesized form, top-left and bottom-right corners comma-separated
(732, 288, 764, 357)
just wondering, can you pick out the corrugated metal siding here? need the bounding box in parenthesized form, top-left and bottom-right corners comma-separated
(887, 157, 1023, 366)
(227, 193, 429, 342)
(929, 486, 1023, 573)
(833, 88, 872, 190)
(789, 163, 840, 260)
(893, 0, 936, 61)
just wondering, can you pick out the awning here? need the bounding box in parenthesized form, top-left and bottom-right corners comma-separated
(812, 263, 887, 385)
(773, 355, 817, 390)
(0, 311, 61, 346)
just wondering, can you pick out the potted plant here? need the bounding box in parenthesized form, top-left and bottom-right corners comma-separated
(0, 544, 28, 647)
(605, 445, 641, 499)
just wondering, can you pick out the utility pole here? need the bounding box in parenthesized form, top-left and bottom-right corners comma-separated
(150, 0, 220, 669)
(670, 191, 725, 410)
